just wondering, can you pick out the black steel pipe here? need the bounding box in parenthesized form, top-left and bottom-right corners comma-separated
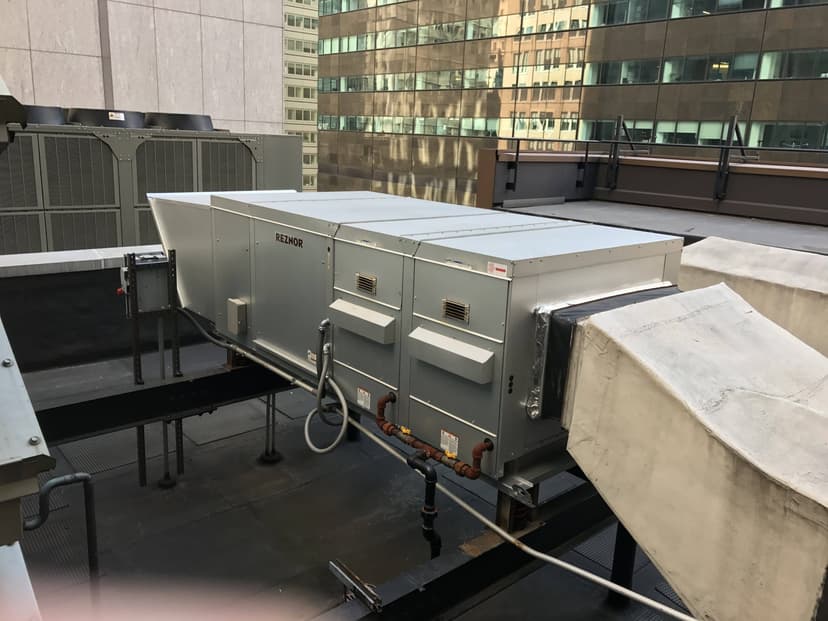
(23, 473, 99, 602)
(406, 450, 442, 559)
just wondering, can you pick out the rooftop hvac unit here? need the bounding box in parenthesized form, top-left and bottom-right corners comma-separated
(151, 190, 682, 481)
(0, 125, 301, 254)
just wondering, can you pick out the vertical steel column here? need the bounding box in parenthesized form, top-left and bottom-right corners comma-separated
(259, 392, 282, 464)
(168, 249, 182, 377)
(158, 420, 176, 488)
(157, 316, 165, 380)
(136, 425, 147, 487)
(175, 418, 184, 475)
(127, 253, 143, 385)
(607, 521, 637, 607)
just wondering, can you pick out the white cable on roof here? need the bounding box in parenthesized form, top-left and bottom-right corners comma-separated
(347, 417, 697, 621)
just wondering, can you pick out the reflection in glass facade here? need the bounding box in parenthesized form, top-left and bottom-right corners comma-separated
(319, 0, 828, 204)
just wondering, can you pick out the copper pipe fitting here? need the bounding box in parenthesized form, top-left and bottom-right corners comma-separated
(374, 393, 493, 480)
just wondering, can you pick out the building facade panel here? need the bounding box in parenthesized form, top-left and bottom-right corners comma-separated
(319, 0, 828, 203)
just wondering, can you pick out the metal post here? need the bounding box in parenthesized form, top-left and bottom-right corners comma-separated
(259, 392, 282, 464)
(158, 420, 176, 488)
(175, 418, 184, 475)
(127, 253, 143, 385)
(607, 521, 637, 608)
(157, 316, 165, 381)
(715, 115, 737, 200)
(168, 249, 182, 377)
(605, 115, 623, 190)
(136, 425, 147, 487)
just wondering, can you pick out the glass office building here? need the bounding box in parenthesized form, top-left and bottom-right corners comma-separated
(317, 0, 828, 204)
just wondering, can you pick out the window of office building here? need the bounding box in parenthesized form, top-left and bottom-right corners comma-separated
(287, 86, 317, 99)
(669, 0, 764, 17)
(663, 53, 758, 82)
(459, 117, 500, 137)
(415, 70, 464, 90)
(286, 14, 319, 30)
(584, 59, 661, 84)
(303, 174, 317, 188)
(418, 21, 466, 45)
(759, 49, 828, 79)
(287, 130, 317, 144)
(286, 38, 317, 55)
(288, 0, 316, 5)
(590, 0, 669, 25)
(303, 154, 318, 166)
(287, 62, 317, 77)
(748, 122, 828, 148)
(414, 117, 461, 136)
(374, 116, 415, 134)
(375, 27, 418, 50)
(375, 73, 415, 91)
(287, 108, 317, 122)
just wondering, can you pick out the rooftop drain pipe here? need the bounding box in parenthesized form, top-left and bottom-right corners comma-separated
(406, 450, 442, 559)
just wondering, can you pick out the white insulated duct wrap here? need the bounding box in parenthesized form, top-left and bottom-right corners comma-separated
(562, 284, 828, 621)
(679, 236, 828, 355)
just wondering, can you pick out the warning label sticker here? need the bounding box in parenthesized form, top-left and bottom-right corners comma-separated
(357, 387, 371, 410)
(487, 261, 508, 276)
(108, 111, 125, 121)
(440, 429, 459, 456)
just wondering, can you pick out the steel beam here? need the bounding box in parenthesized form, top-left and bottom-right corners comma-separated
(36, 364, 291, 445)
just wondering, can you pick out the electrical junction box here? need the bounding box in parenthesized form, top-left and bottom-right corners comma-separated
(150, 191, 682, 480)
(119, 251, 170, 316)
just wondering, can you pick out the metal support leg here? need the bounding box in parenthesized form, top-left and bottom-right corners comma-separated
(259, 393, 282, 464)
(158, 420, 176, 488)
(607, 521, 637, 608)
(157, 316, 165, 381)
(495, 487, 536, 533)
(175, 418, 184, 475)
(127, 253, 143, 385)
(168, 249, 183, 377)
(136, 425, 147, 487)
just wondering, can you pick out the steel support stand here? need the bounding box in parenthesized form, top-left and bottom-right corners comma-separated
(158, 420, 176, 488)
(495, 486, 538, 532)
(136, 425, 147, 487)
(259, 392, 283, 464)
(175, 418, 184, 475)
(127, 253, 143, 385)
(607, 521, 637, 608)
(168, 249, 182, 377)
(157, 315, 165, 381)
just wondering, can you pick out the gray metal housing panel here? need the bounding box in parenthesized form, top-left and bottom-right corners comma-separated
(416, 224, 682, 277)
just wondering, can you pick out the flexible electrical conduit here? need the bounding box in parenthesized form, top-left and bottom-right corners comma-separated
(346, 417, 697, 621)
(179, 309, 350, 454)
(180, 309, 695, 620)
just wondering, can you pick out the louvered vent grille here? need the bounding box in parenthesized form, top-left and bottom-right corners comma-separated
(0, 213, 43, 254)
(356, 273, 377, 295)
(201, 141, 254, 191)
(137, 209, 161, 244)
(0, 135, 39, 209)
(49, 211, 118, 251)
(44, 136, 116, 207)
(136, 140, 194, 204)
(442, 299, 470, 323)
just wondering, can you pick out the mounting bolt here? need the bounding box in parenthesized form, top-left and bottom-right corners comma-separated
(28, 436, 41, 446)
(2, 358, 13, 367)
